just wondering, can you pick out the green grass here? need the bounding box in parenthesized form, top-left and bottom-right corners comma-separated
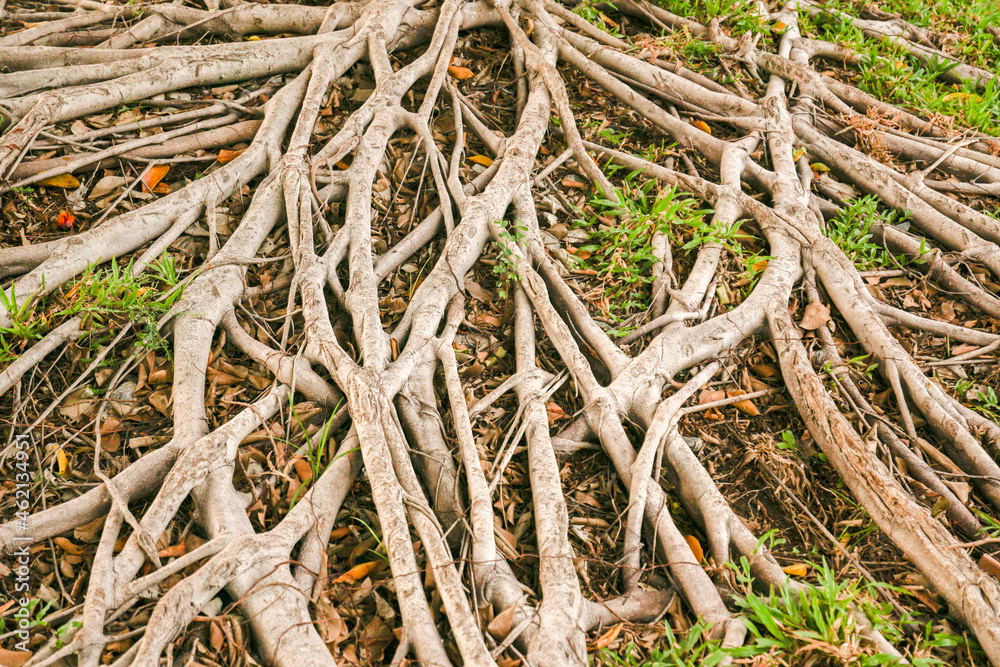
(0, 253, 185, 364)
(569, 176, 713, 335)
(799, 0, 1000, 135)
(824, 196, 925, 270)
(595, 557, 974, 666)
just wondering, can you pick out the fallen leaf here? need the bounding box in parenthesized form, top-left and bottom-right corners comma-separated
(316, 595, 348, 645)
(684, 535, 704, 563)
(217, 149, 244, 164)
(335, 561, 379, 585)
(561, 178, 586, 188)
(0, 649, 32, 667)
(293, 458, 314, 484)
(88, 175, 127, 200)
(55, 448, 69, 475)
(53, 537, 84, 555)
(487, 604, 518, 639)
(38, 173, 80, 188)
(726, 389, 761, 416)
(591, 622, 623, 650)
(448, 65, 475, 79)
(810, 162, 830, 173)
(799, 301, 831, 330)
(158, 542, 187, 558)
(980, 553, 1000, 579)
(468, 154, 493, 167)
(141, 164, 170, 194)
(692, 120, 712, 134)
(782, 563, 809, 577)
(546, 402, 564, 425)
(359, 616, 394, 662)
(56, 210, 75, 229)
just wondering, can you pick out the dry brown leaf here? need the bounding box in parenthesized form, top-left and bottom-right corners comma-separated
(148, 389, 172, 417)
(546, 402, 564, 425)
(293, 458, 314, 484)
(487, 604, 518, 639)
(317, 595, 348, 645)
(980, 553, 1000, 579)
(0, 649, 32, 667)
(799, 301, 831, 330)
(359, 617, 394, 662)
(89, 175, 127, 200)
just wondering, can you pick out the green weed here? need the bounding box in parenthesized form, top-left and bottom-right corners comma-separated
(569, 178, 713, 335)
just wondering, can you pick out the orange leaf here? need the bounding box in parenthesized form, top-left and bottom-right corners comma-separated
(692, 120, 712, 135)
(684, 534, 704, 563)
(142, 164, 170, 194)
(561, 178, 586, 188)
(782, 563, 809, 577)
(468, 154, 494, 167)
(54, 537, 84, 555)
(591, 622, 623, 650)
(38, 173, 80, 188)
(334, 560, 379, 584)
(448, 65, 475, 80)
(56, 210, 75, 229)
(158, 542, 187, 558)
(216, 149, 245, 164)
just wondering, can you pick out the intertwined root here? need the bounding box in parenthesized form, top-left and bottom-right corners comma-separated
(2, 0, 1000, 665)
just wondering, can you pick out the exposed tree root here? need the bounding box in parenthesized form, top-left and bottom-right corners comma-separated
(3, 0, 1000, 665)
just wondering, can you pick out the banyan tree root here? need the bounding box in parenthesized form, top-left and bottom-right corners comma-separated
(3, 0, 1000, 665)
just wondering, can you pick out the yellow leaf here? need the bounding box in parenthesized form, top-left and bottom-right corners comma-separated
(810, 162, 830, 172)
(468, 154, 494, 167)
(334, 560, 379, 584)
(448, 65, 475, 80)
(726, 389, 761, 416)
(684, 534, 704, 563)
(38, 173, 80, 188)
(56, 447, 69, 475)
(246, 35, 261, 41)
(782, 563, 809, 577)
(692, 120, 712, 135)
(792, 147, 806, 161)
